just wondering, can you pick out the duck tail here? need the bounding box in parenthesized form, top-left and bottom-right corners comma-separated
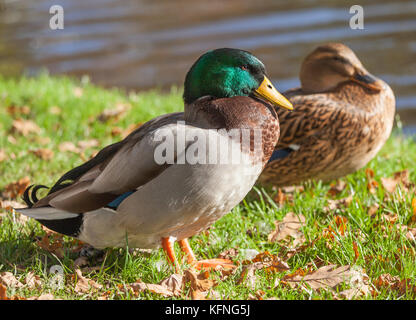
(22, 184, 49, 208)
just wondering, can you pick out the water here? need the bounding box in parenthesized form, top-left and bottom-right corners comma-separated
(0, 0, 415, 129)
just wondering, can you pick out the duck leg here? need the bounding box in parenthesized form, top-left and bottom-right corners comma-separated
(161, 237, 180, 273)
(178, 238, 235, 270)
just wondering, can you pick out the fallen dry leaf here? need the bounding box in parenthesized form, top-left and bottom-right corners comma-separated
(25, 272, 42, 289)
(324, 196, 353, 213)
(73, 87, 83, 97)
(160, 273, 184, 296)
(130, 273, 183, 298)
(2, 177, 31, 199)
(0, 283, 23, 300)
(411, 198, 416, 224)
(328, 180, 347, 196)
(11, 119, 41, 136)
(29, 148, 54, 160)
(238, 262, 264, 290)
(7, 105, 31, 117)
(374, 273, 416, 296)
(97, 103, 130, 122)
(36, 234, 64, 258)
(268, 212, 306, 247)
(0, 199, 25, 211)
(323, 215, 349, 240)
(74, 268, 102, 294)
(243, 252, 290, 275)
(185, 270, 216, 291)
(0, 149, 6, 162)
(217, 248, 239, 260)
(27, 293, 55, 300)
(283, 264, 369, 297)
(0, 272, 24, 288)
(367, 203, 380, 218)
(273, 188, 286, 206)
(381, 170, 412, 194)
(49, 106, 62, 115)
(281, 185, 305, 193)
(59, 141, 80, 153)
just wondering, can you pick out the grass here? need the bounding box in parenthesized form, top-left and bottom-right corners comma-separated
(1, 73, 416, 300)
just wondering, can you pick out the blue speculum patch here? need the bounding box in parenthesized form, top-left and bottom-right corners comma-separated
(107, 191, 135, 209)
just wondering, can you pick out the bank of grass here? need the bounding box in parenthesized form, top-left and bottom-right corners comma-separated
(0, 74, 416, 300)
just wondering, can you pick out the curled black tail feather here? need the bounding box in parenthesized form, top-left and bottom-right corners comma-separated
(22, 184, 49, 208)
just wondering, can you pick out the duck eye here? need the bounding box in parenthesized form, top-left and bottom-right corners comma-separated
(240, 65, 248, 71)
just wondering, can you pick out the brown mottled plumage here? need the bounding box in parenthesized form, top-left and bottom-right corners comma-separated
(258, 43, 396, 186)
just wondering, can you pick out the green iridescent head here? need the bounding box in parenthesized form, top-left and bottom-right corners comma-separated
(183, 48, 293, 110)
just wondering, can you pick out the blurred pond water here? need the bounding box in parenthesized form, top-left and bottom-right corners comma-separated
(0, 0, 415, 131)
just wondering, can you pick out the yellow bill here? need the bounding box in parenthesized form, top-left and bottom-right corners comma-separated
(254, 76, 293, 111)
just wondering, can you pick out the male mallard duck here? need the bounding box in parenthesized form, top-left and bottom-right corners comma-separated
(258, 43, 395, 187)
(17, 48, 292, 270)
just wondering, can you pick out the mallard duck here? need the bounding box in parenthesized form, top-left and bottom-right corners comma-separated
(17, 48, 292, 271)
(258, 43, 395, 187)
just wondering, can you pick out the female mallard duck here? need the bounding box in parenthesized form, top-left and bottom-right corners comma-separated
(258, 43, 395, 187)
(17, 48, 292, 270)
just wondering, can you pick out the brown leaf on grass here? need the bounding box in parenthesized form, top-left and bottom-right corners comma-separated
(381, 177, 398, 193)
(367, 203, 380, 218)
(35, 136, 51, 145)
(283, 264, 369, 297)
(352, 242, 360, 262)
(244, 252, 290, 273)
(411, 198, 416, 224)
(73, 87, 83, 97)
(238, 262, 264, 290)
(367, 180, 379, 194)
(160, 273, 184, 296)
(238, 252, 290, 291)
(7, 105, 31, 117)
(130, 273, 183, 297)
(59, 141, 80, 153)
(184, 269, 217, 300)
(0, 199, 26, 211)
(0, 149, 6, 162)
(374, 273, 416, 296)
(0, 272, 23, 288)
(268, 212, 306, 247)
(336, 267, 370, 299)
(74, 268, 102, 294)
(0, 283, 8, 300)
(365, 168, 374, 179)
(29, 148, 54, 160)
(281, 185, 304, 193)
(25, 272, 42, 289)
(185, 270, 216, 291)
(77, 139, 99, 150)
(0, 283, 23, 300)
(381, 170, 412, 194)
(97, 103, 131, 122)
(73, 256, 89, 268)
(328, 180, 346, 197)
(11, 119, 41, 136)
(36, 234, 64, 258)
(248, 290, 266, 300)
(273, 188, 286, 206)
(27, 293, 55, 300)
(323, 196, 353, 213)
(49, 106, 62, 115)
(217, 248, 239, 260)
(118, 123, 143, 139)
(2, 177, 31, 199)
(323, 216, 348, 240)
